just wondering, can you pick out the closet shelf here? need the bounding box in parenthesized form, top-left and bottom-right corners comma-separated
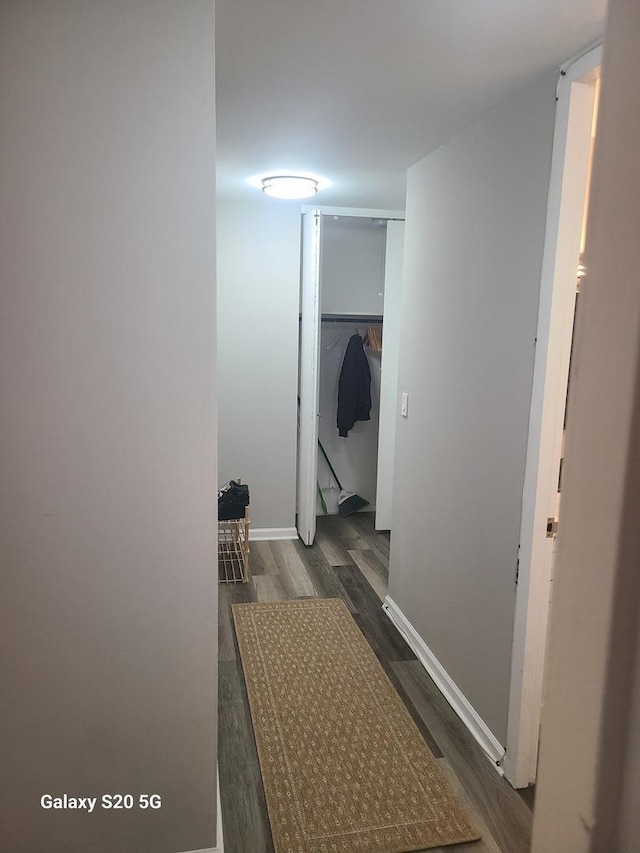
(299, 312, 383, 324)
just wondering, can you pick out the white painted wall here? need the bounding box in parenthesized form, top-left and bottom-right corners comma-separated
(0, 3, 218, 853)
(321, 217, 386, 315)
(388, 72, 558, 745)
(217, 199, 301, 531)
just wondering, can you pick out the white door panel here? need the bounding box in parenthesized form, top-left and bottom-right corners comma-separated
(375, 220, 404, 530)
(297, 210, 322, 545)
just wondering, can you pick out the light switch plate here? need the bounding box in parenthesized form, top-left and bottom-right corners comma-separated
(401, 392, 409, 417)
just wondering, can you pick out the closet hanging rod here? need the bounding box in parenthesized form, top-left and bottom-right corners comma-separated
(298, 313, 383, 324)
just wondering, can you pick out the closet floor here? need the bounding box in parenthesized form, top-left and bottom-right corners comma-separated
(218, 512, 533, 853)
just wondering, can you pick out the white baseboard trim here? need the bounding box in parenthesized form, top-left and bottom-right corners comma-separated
(177, 849, 218, 853)
(317, 503, 377, 514)
(216, 763, 223, 853)
(382, 596, 505, 771)
(249, 527, 298, 542)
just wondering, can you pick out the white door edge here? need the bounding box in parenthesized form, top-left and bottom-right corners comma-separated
(375, 220, 404, 530)
(297, 210, 323, 545)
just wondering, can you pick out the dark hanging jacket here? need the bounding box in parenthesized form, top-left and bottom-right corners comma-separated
(337, 333, 371, 437)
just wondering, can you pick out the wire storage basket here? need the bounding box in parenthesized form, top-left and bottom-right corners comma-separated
(218, 507, 250, 583)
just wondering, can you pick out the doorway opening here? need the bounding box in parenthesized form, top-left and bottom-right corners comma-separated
(297, 208, 404, 545)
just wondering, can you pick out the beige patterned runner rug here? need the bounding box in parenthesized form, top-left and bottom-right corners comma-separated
(232, 598, 479, 852)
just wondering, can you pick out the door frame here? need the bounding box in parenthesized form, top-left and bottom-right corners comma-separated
(297, 205, 404, 543)
(297, 209, 323, 545)
(504, 45, 601, 788)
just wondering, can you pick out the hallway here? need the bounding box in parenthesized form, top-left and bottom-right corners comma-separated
(218, 513, 533, 852)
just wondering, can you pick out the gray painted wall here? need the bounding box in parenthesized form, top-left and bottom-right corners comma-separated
(0, 3, 218, 852)
(217, 199, 301, 531)
(616, 615, 640, 853)
(388, 72, 557, 744)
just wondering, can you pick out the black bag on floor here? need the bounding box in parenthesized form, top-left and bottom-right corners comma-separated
(218, 480, 250, 520)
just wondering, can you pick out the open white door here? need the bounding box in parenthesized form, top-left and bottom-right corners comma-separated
(297, 210, 323, 545)
(504, 46, 600, 788)
(375, 220, 404, 530)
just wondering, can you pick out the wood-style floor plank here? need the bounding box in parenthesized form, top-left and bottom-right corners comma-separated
(432, 757, 503, 853)
(315, 526, 353, 566)
(334, 563, 382, 613)
(249, 541, 280, 576)
(252, 573, 288, 602)
(318, 513, 371, 551)
(352, 607, 418, 664)
(391, 660, 532, 853)
(347, 511, 390, 568)
(218, 582, 254, 661)
(347, 547, 388, 601)
(218, 661, 274, 853)
(268, 539, 317, 598)
(219, 658, 245, 705)
(382, 661, 444, 759)
(292, 539, 357, 611)
(517, 785, 535, 812)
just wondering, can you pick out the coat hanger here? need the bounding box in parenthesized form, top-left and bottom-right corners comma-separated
(325, 318, 343, 352)
(364, 326, 382, 353)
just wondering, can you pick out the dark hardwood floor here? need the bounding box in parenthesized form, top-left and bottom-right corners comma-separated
(218, 512, 533, 853)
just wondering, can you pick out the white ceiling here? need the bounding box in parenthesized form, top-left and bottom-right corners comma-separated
(215, 0, 606, 209)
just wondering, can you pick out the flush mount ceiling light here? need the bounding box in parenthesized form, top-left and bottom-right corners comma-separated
(261, 175, 318, 200)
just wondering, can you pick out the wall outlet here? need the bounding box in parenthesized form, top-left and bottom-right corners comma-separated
(401, 392, 409, 417)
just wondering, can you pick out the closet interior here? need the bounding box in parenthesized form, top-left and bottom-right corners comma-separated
(317, 216, 385, 516)
(297, 209, 404, 545)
